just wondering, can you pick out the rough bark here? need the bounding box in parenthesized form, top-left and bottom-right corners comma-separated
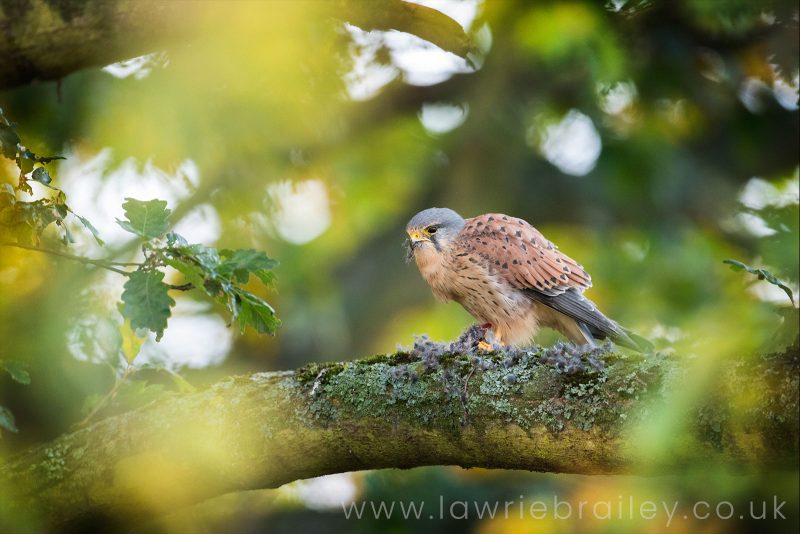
(1, 342, 797, 529)
(0, 0, 182, 89)
(0, 0, 472, 90)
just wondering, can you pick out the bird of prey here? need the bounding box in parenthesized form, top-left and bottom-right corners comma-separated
(406, 207, 649, 351)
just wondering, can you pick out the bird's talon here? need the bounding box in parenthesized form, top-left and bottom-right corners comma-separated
(477, 340, 493, 352)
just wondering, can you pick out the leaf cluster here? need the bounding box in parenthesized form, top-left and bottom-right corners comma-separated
(116, 198, 280, 340)
(1, 109, 281, 434)
(0, 108, 101, 246)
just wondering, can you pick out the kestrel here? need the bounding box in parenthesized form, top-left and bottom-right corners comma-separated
(406, 207, 649, 351)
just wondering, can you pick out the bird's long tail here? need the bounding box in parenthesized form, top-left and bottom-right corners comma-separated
(529, 288, 654, 353)
(612, 327, 654, 353)
(575, 321, 652, 353)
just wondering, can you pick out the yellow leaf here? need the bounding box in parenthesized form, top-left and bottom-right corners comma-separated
(120, 320, 145, 364)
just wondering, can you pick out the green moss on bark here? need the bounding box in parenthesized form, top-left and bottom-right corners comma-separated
(1, 341, 797, 530)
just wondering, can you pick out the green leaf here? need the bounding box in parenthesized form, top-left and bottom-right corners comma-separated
(73, 213, 105, 245)
(2, 201, 66, 244)
(61, 223, 75, 245)
(31, 167, 52, 185)
(0, 123, 19, 159)
(253, 270, 276, 286)
(163, 242, 280, 336)
(724, 259, 795, 305)
(176, 244, 220, 271)
(218, 249, 279, 284)
(166, 231, 187, 247)
(0, 406, 18, 433)
(17, 152, 34, 174)
(234, 288, 280, 335)
(724, 259, 747, 272)
(0, 183, 15, 207)
(116, 198, 171, 239)
(1, 360, 30, 385)
(121, 270, 175, 341)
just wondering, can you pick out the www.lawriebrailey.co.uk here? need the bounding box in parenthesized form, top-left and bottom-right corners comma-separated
(342, 495, 789, 526)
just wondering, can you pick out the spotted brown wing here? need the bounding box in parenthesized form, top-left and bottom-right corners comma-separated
(457, 213, 646, 349)
(458, 213, 592, 296)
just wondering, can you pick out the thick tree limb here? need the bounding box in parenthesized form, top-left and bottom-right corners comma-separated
(0, 0, 472, 91)
(0, 0, 184, 90)
(1, 342, 797, 529)
(340, 0, 474, 57)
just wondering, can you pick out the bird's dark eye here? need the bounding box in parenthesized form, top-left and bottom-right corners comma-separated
(425, 225, 438, 235)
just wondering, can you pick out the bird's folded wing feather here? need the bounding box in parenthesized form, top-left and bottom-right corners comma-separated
(457, 214, 644, 349)
(459, 213, 592, 296)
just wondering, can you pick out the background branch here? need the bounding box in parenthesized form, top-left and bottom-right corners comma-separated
(0, 242, 132, 275)
(0, 0, 472, 90)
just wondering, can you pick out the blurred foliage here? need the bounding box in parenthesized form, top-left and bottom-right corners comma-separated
(724, 259, 795, 305)
(1, 110, 279, 435)
(0, 0, 797, 531)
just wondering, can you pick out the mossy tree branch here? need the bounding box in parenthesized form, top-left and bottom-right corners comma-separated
(0, 0, 472, 91)
(1, 342, 798, 529)
(0, 0, 182, 90)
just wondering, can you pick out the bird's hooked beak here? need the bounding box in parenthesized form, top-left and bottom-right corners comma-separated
(408, 229, 427, 245)
(405, 228, 429, 261)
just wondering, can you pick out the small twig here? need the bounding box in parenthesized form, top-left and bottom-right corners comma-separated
(310, 368, 329, 397)
(463, 366, 475, 399)
(0, 242, 134, 276)
(73, 365, 136, 429)
(168, 283, 194, 291)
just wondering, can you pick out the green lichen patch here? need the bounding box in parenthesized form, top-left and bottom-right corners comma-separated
(465, 346, 673, 434)
(299, 339, 674, 438)
(295, 361, 346, 384)
(695, 399, 729, 450)
(38, 442, 70, 481)
(360, 352, 417, 366)
(305, 361, 468, 433)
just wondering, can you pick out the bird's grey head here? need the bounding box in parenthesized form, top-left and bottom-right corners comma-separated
(405, 207, 466, 257)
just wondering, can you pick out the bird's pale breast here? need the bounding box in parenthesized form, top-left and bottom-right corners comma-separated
(415, 242, 543, 345)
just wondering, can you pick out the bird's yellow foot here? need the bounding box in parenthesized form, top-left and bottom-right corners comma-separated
(478, 340, 493, 352)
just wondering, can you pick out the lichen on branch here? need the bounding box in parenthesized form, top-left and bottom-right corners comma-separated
(1, 337, 797, 530)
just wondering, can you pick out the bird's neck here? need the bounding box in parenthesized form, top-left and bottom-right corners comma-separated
(414, 248, 452, 302)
